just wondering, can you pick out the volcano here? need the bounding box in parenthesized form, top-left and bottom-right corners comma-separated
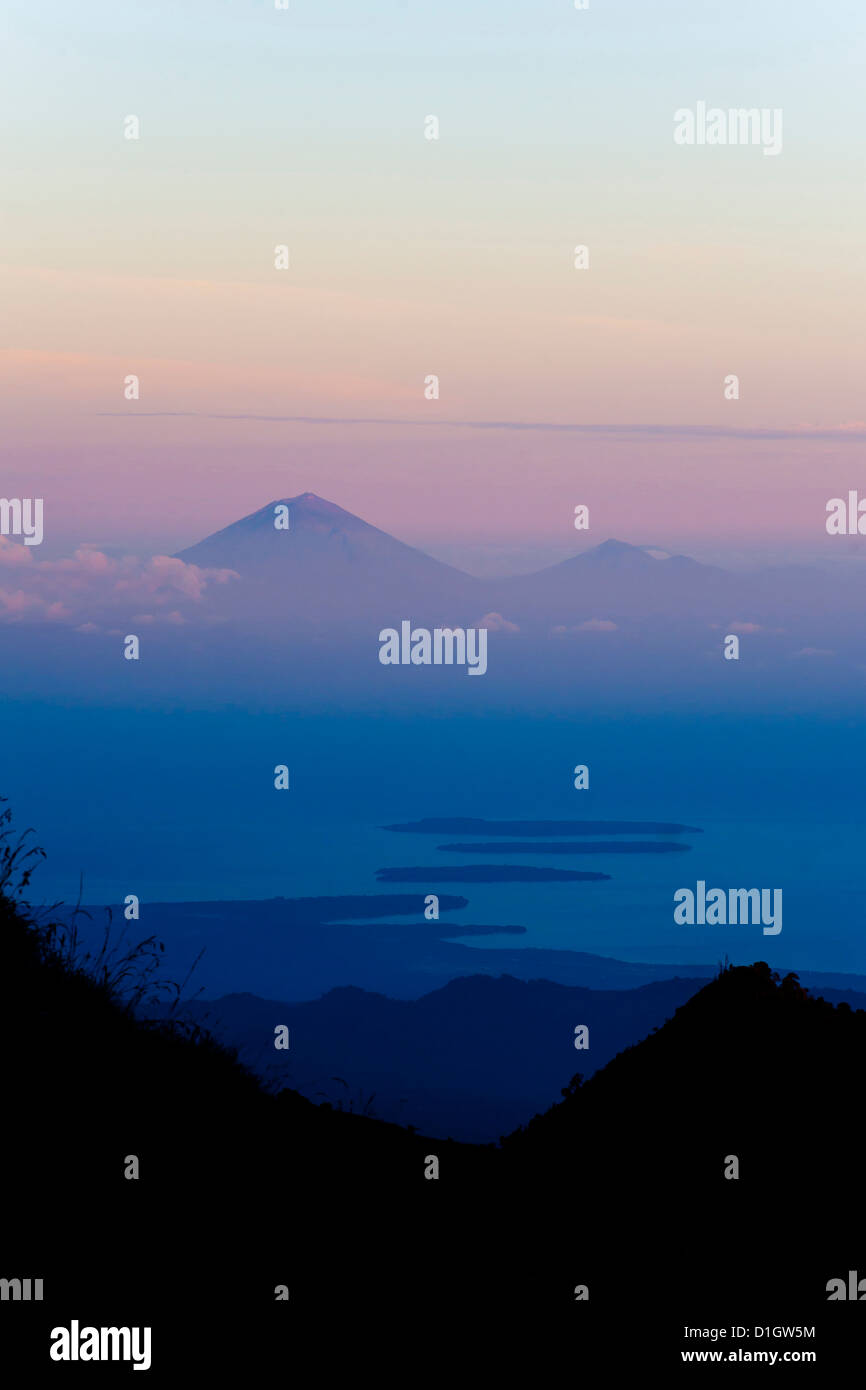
(175, 492, 481, 629)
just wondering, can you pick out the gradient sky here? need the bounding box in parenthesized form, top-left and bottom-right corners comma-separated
(2, 1, 865, 568)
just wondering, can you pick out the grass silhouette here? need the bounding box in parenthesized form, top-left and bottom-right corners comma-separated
(2, 797, 864, 1346)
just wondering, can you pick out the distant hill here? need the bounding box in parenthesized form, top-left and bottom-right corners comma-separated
(5, 855, 866, 1345)
(487, 537, 736, 623)
(486, 537, 844, 628)
(70, 894, 866, 1002)
(157, 971, 866, 1143)
(383, 817, 702, 835)
(154, 974, 712, 1142)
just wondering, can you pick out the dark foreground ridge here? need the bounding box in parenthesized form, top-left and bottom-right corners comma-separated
(2, 810, 863, 1365)
(155, 972, 866, 1144)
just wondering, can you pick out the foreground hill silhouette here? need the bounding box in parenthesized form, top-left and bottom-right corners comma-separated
(2, 809, 864, 1361)
(160, 973, 866, 1145)
(158, 975, 712, 1142)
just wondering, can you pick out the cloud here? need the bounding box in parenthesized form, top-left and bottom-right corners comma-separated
(553, 618, 618, 634)
(0, 547, 238, 626)
(130, 610, 187, 627)
(476, 611, 519, 632)
(0, 588, 60, 619)
(91, 413, 866, 442)
(0, 537, 35, 568)
(728, 621, 763, 633)
(792, 647, 834, 658)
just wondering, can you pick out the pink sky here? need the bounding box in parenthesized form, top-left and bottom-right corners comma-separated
(4, 1, 864, 574)
(3, 412, 864, 575)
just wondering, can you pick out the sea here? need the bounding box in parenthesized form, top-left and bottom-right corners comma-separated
(3, 698, 864, 984)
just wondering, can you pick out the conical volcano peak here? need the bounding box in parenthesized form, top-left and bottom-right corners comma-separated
(174, 492, 479, 623)
(267, 493, 363, 525)
(285, 492, 347, 512)
(179, 494, 371, 557)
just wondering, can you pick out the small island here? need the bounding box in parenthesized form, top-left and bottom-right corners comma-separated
(375, 866, 611, 883)
(383, 817, 701, 836)
(436, 841, 691, 854)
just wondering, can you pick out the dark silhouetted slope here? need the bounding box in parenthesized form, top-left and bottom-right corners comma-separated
(3, 823, 864, 1351)
(160, 974, 709, 1141)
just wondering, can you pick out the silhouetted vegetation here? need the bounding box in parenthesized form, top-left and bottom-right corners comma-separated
(2, 801, 864, 1340)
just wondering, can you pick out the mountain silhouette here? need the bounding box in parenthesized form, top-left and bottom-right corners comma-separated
(157, 975, 731, 1142)
(172, 494, 847, 638)
(66, 895, 866, 1003)
(488, 539, 762, 624)
(495, 959, 866, 1323)
(175, 492, 480, 628)
(160, 972, 866, 1143)
(4, 837, 865, 1350)
(500, 959, 866, 1233)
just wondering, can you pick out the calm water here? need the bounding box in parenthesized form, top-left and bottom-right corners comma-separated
(3, 700, 864, 978)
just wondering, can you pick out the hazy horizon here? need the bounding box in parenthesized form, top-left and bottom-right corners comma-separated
(5, 1, 866, 572)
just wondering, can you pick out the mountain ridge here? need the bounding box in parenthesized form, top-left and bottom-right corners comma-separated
(153, 970, 866, 1143)
(163, 492, 856, 653)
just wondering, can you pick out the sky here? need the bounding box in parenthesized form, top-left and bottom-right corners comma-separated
(2, 1, 866, 978)
(2, 0, 865, 569)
